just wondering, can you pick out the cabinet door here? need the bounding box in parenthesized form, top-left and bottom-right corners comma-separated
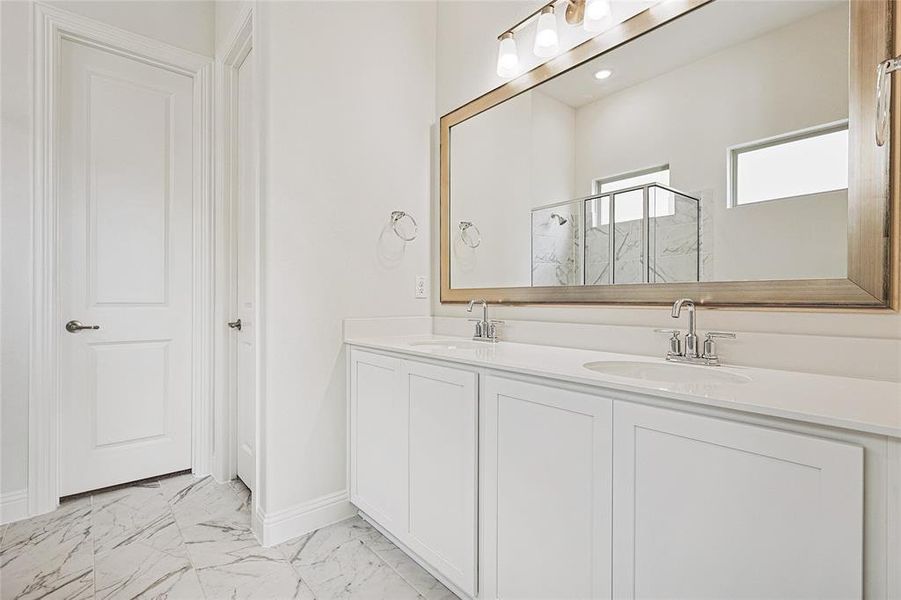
(405, 361, 478, 597)
(349, 349, 407, 535)
(481, 376, 613, 600)
(612, 402, 863, 600)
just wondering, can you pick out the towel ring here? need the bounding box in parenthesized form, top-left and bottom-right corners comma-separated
(877, 55, 901, 146)
(390, 211, 418, 242)
(459, 221, 481, 248)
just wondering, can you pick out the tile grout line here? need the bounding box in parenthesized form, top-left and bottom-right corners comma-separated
(88, 494, 97, 598)
(160, 475, 209, 600)
(359, 535, 434, 599)
(90, 493, 97, 599)
(274, 532, 322, 599)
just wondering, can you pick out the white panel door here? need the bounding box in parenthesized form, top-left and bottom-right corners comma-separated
(349, 349, 408, 534)
(234, 47, 257, 491)
(612, 402, 863, 600)
(406, 361, 478, 597)
(481, 376, 613, 600)
(58, 39, 195, 496)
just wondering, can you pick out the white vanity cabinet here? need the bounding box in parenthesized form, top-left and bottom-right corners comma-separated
(349, 350, 408, 534)
(612, 401, 864, 600)
(349, 344, 877, 600)
(479, 376, 613, 600)
(349, 349, 478, 598)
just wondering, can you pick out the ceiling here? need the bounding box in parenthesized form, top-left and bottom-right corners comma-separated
(539, 0, 847, 108)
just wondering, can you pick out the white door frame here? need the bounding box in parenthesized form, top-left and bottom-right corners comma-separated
(213, 8, 260, 492)
(29, 3, 214, 516)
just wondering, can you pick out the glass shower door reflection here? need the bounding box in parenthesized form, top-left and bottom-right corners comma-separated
(649, 187, 700, 283)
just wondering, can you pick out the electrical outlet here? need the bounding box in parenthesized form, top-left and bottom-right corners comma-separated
(415, 275, 428, 299)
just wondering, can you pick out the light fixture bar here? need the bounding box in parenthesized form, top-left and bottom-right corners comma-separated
(497, 0, 562, 40)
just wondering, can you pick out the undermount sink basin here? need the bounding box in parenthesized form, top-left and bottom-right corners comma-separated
(408, 340, 485, 351)
(583, 360, 751, 385)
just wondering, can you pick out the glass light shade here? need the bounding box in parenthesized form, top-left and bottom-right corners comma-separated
(533, 6, 559, 58)
(583, 0, 612, 32)
(496, 33, 519, 78)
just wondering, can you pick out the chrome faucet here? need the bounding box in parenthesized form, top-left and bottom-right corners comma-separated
(671, 298, 699, 358)
(466, 299, 502, 343)
(658, 298, 736, 366)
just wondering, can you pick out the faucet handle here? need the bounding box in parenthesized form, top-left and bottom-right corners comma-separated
(654, 328, 682, 356)
(703, 331, 735, 361)
(706, 331, 736, 339)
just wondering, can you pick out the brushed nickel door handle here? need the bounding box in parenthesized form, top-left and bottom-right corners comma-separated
(65, 320, 100, 333)
(228, 319, 242, 331)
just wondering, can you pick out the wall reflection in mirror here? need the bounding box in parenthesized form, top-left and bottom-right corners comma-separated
(449, 0, 849, 290)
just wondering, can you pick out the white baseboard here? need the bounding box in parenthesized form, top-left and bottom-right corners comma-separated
(255, 489, 355, 547)
(1, 489, 29, 525)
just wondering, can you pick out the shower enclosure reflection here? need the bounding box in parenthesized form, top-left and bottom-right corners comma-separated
(530, 185, 699, 287)
(584, 184, 699, 285)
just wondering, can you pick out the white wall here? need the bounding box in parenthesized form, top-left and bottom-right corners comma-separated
(450, 90, 575, 288)
(433, 0, 901, 368)
(47, 1, 214, 55)
(572, 6, 848, 281)
(1, 0, 35, 501)
(257, 0, 435, 517)
(214, 0, 251, 51)
(0, 0, 214, 499)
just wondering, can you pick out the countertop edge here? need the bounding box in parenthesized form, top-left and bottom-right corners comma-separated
(345, 337, 901, 440)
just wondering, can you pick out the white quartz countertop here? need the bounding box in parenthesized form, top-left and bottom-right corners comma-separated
(345, 334, 901, 439)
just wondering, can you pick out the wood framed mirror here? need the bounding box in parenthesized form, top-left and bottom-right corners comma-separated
(439, 0, 898, 309)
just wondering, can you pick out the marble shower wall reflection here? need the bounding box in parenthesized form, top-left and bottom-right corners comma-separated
(649, 189, 700, 283)
(531, 202, 582, 286)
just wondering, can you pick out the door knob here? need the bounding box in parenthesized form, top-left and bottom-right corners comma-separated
(65, 320, 100, 333)
(228, 319, 242, 331)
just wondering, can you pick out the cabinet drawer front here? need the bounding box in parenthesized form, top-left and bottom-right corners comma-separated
(349, 349, 408, 532)
(406, 361, 478, 597)
(481, 376, 613, 600)
(613, 401, 863, 600)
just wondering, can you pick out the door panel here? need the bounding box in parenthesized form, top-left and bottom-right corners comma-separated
(89, 73, 170, 305)
(92, 341, 169, 446)
(612, 402, 863, 600)
(58, 39, 195, 496)
(407, 362, 477, 597)
(481, 376, 613, 600)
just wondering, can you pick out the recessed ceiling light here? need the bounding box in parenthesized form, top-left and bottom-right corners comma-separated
(594, 69, 613, 80)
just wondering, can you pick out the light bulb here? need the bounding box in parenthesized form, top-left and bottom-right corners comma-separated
(533, 5, 559, 58)
(496, 32, 519, 78)
(583, 0, 612, 32)
(594, 68, 612, 80)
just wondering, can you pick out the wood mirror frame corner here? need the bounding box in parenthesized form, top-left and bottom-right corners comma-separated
(439, 0, 898, 310)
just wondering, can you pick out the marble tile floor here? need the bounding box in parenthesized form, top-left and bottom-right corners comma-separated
(0, 473, 459, 600)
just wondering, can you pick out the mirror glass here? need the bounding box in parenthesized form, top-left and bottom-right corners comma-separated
(449, 0, 850, 290)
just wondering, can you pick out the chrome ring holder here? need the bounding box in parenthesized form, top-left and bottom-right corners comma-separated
(390, 211, 418, 242)
(459, 221, 481, 248)
(876, 56, 901, 146)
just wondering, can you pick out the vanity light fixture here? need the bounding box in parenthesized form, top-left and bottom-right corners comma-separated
(495, 0, 622, 79)
(533, 5, 560, 58)
(594, 68, 613, 80)
(583, 0, 612, 32)
(496, 32, 519, 78)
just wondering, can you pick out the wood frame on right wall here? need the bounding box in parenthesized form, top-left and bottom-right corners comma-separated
(439, 0, 898, 310)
